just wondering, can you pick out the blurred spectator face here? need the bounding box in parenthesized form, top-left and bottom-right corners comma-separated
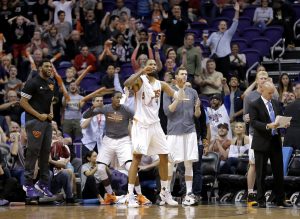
(33, 31, 41, 40)
(1, 56, 11, 66)
(287, 92, 296, 104)
(165, 58, 175, 70)
(88, 151, 98, 163)
(172, 5, 181, 19)
(52, 130, 58, 141)
(81, 46, 89, 57)
(42, 21, 50, 30)
(70, 30, 80, 41)
(256, 65, 266, 73)
(157, 33, 165, 43)
(185, 34, 194, 48)
(234, 122, 245, 136)
(295, 84, 300, 98)
(10, 121, 21, 133)
(138, 54, 148, 67)
(49, 26, 58, 36)
(256, 73, 268, 88)
(116, 0, 124, 9)
(116, 34, 125, 44)
(167, 50, 176, 61)
(120, 11, 128, 22)
(210, 98, 221, 110)
(153, 2, 160, 11)
(92, 96, 104, 108)
(112, 17, 120, 28)
(281, 74, 290, 86)
(218, 21, 228, 33)
(7, 90, 18, 102)
(164, 72, 173, 84)
(176, 69, 188, 83)
(9, 66, 17, 78)
(218, 126, 228, 138)
(86, 10, 95, 21)
(229, 76, 239, 87)
(261, 0, 268, 8)
(206, 60, 216, 74)
(66, 68, 75, 79)
(33, 49, 43, 62)
(231, 44, 239, 55)
(112, 92, 122, 108)
(106, 65, 115, 76)
(52, 121, 58, 131)
(58, 12, 66, 22)
(16, 16, 24, 26)
(139, 31, 148, 42)
(69, 82, 78, 94)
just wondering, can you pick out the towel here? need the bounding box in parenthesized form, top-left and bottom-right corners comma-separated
(140, 75, 155, 105)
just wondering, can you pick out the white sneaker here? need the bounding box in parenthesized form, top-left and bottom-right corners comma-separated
(160, 188, 178, 206)
(127, 194, 139, 208)
(182, 193, 196, 206)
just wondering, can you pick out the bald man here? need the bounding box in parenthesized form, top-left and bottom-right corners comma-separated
(249, 82, 291, 208)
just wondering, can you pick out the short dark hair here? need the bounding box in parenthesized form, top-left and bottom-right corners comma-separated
(109, 15, 119, 24)
(57, 10, 65, 17)
(206, 59, 215, 64)
(175, 66, 187, 75)
(41, 58, 51, 65)
(217, 123, 229, 130)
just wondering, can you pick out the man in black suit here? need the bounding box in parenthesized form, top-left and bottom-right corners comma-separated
(249, 81, 291, 208)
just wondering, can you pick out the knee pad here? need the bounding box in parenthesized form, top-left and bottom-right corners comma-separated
(96, 163, 108, 180)
(184, 161, 193, 177)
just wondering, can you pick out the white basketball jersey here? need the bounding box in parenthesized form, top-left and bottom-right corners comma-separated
(134, 79, 161, 126)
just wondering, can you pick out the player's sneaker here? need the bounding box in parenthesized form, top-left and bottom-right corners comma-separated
(101, 192, 117, 205)
(23, 185, 40, 198)
(160, 187, 178, 206)
(137, 194, 152, 205)
(35, 181, 53, 197)
(182, 193, 196, 206)
(127, 194, 139, 208)
(247, 193, 257, 206)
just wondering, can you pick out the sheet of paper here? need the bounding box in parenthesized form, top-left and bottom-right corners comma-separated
(275, 116, 292, 128)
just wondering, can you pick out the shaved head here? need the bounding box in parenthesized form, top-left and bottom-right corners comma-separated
(262, 81, 275, 101)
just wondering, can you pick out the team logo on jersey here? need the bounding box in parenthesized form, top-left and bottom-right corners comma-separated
(48, 84, 54, 91)
(32, 130, 41, 138)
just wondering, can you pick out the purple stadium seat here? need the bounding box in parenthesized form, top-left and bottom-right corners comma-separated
(241, 27, 261, 42)
(103, 2, 115, 12)
(190, 22, 209, 31)
(211, 17, 231, 29)
(241, 49, 261, 68)
(185, 29, 200, 38)
(231, 38, 248, 51)
(242, 5, 257, 19)
(221, 7, 235, 19)
(237, 16, 251, 32)
(80, 76, 100, 92)
(120, 63, 134, 79)
(262, 26, 284, 45)
(293, 4, 300, 20)
(250, 37, 271, 57)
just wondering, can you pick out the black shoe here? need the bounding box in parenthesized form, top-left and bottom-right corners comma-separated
(66, 197, 79, 204)
(276, 201, 292, 208)
(296, 201, 300, 207)
(257, 201, 266, 208)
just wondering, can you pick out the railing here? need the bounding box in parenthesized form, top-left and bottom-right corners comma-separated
(245, 61, 259, 85)
(270, 38, 285, 75)
(293, 18, 300, 40)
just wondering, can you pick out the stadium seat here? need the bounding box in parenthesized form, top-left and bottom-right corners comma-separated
(220, 7, 235, 19)
(241, 27, 261, 41)
(237, 16, 252, 32)
(231, 38, 248, 51)
(241, 49, 262, 68)
(242, 5, 257, 19)
(262, 26, 284, 45)
(250, 37, 271, 57)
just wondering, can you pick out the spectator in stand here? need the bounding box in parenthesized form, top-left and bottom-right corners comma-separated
(149, 2, 163, 33)
(5, 65, 23, 92)
(280, 91, 295, 108)
(229, 43, 246, 81)
(284, 83, 300, 150)
(200, 0, 218, 25)
(111, 33, 131, 65)
(223, 76, 244, 122)
(65, 30, 85, 61)
(8, 15, 33, 65)
(197, 59, 223, 96)
(55, 10, 72, 40)
(203, 2, 240, 80)
(0, 90, 23, 125)
(98, 40, 118, 72)
(137, 0, 153, 17)
(177, 33, 202, 81)
(81, 151, 104, 201)
(48, 0, 75, 25)
(63, 67, 76, 88)
(112, 0, 131, 17)
(42, 25, 66, 56)
(100, 14, 120, 42)
(0, 55, 9, 91)
(161, 4, 188, 49)
(272, 0, 295, 48)
(32, 0, 53, 26)
(79, 1, 104, 56)
(26, 30, 49, 55)
(253, 0, 273, 30)
(0, 0, 15, 42)
(81, 96, 105, 160)
(101, 65, 122, 91)
(62, 82, 85, 141)
(74, 46, 97, 75)
(277, 73, 294, 102)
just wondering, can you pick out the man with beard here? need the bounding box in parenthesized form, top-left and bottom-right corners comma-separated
(20, 59, 54, 198)
(206, 94, 232, 140)
(163, 66, 201, 206)
(62, 81, 85, 140)
(83, 91, 151, 205)
(124, 59, 185, 207)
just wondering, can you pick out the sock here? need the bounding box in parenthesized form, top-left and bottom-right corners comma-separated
(135, 185, 142, 195)
(105, 185, 113, 194)
(161, 180, 168, 190)
(186, 180, 192, 194)
(167, 180, 171, 191)
(248, 189, 254, 194)
(128, 184, 134, 195)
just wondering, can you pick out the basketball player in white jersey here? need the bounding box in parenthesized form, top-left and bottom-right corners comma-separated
(124, 59, 185, 207)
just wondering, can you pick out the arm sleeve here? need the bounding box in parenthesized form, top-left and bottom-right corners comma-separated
(82, 106, 106, 119)
(21, 80, 36, 100)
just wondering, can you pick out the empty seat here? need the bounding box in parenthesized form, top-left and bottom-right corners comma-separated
(221, 6, 235, 19)
(190, 22, 209, 31)
(241, 27, 261, 41)
(293, 4, 300, 20)
(241, 49, 262, 68)
(237, 16, 252, 32)
(262, 26, 284, 45)
(231, 38, 248, 51)
(120, 63, 134, 79)
(250, 37, 271, 56)
(242, 5, 257, 19)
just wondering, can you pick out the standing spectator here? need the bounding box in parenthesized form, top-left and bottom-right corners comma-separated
(149, 1, 163, 33)
(0, 90, 23, 125)
(74, 46, 97, 75)
(98, 40, 118, 72)
(100, 14, 120, 42)
(277, 73, 293, 102)
(42, 25, 66, 56)
(62, 82, 85, 141)
(5, 65, 23, 92)
(253, 0, 273, 30)
(32, 0, 53, 26)
(284, 82, 300, 150)
(65, 30, 85, 61)
(20, 59, 54, 198)
(80, 96, 105, 160)
(204, 2, 240, 79)
(177, 33, 202, 81)
(111, 33, 131, 64)
(161, 4, 188, 49)
(229, 43, 246, 81)
(55, 10, 72, 40)
(112, 0, 131, 17)
(26, 30, 49, 55)
(137, 0, 153, 17)
(48, 0, 75, 25)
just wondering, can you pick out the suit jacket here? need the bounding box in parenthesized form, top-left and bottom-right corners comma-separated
(249, 97, 282, 152)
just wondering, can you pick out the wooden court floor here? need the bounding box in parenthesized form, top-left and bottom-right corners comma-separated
(1, 203, 300, 219)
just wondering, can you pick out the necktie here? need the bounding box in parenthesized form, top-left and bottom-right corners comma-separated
(97, 115, 102, 127)
(266, 101, 276, 135)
